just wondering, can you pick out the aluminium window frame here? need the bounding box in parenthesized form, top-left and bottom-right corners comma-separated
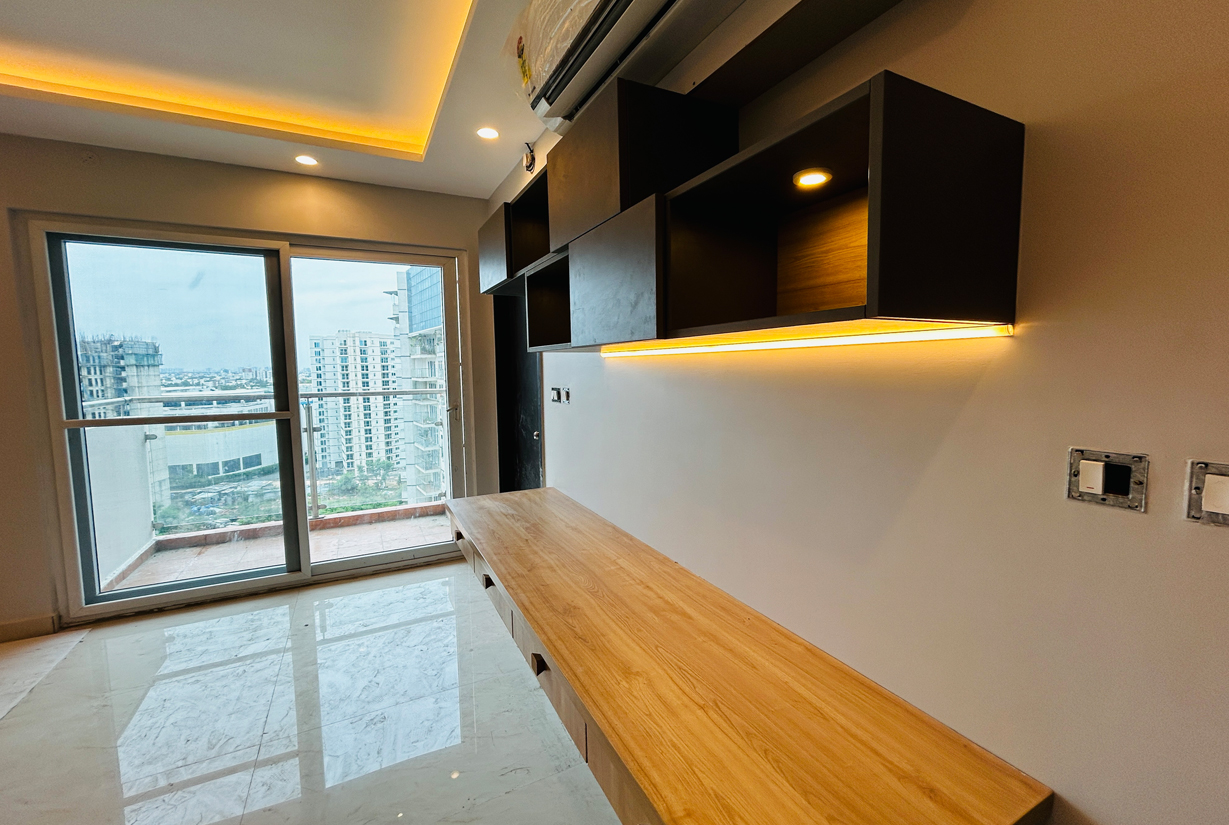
(26, 216, 468, 625)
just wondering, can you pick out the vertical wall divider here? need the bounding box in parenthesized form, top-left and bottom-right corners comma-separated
(277, 244, 313, 577)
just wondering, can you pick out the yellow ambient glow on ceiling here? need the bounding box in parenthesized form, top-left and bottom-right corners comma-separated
(600, 324, 1014, 358)
(0, 2, 476, 161)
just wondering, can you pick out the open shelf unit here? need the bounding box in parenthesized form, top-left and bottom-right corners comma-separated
(547, 78, 737, 251)
(522, 251, 571, 352)
(564, 71, 1025, 351)
(480, 166, 550, 295)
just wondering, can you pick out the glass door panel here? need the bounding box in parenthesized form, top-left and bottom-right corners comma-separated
(52, 236, 298, 602)
(289, 256, 455, 565)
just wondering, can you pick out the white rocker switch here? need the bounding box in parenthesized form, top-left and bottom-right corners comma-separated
(1202, 473, 1229, 515)
(1078, 460, 1105, 495)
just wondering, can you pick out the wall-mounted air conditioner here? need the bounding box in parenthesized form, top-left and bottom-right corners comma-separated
(510, 0, 676, 124)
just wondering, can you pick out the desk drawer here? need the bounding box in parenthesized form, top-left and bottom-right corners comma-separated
(588, 724, 664, 825)
(456, 536, 476, 565)
(513, 612, 587, 760)
(474, 553, 514, 636)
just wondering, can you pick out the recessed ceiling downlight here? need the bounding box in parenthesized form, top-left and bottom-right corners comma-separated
(295, 155, 319, 166)
(477, 127, 500, 139)
(793, 167, 832, 188)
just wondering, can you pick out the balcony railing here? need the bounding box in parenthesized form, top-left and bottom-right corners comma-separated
(83, 387, 453, 531)
(299, 388, 452, 519)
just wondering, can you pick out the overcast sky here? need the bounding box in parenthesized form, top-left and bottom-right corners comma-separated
(65, 243, 416, 370)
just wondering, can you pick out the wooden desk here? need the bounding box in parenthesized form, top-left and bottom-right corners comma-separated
(447, 488, 1052, 825)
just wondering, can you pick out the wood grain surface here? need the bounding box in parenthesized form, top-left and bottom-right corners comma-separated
(777, 188, 869, 315)
(447, 488, 1052, 825)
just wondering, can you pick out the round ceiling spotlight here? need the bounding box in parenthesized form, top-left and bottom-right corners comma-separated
(793, 167, 832, 188)
(295, 155, 319, 166)
(476, 127, 500, 140)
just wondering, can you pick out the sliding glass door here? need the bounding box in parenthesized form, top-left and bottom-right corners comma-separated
(49, 235, 300, 602)
(38, 226, 464, 616)
(289, 251, 460, 568)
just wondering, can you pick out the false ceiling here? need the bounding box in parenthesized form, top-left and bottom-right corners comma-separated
(0, 0, 549, 197)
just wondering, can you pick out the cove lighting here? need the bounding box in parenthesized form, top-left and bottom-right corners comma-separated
(793, 167, 832, 188)
(477, 127, 499, 139)
(295, 154, 318, 166)
(600, 325, 1014, 358)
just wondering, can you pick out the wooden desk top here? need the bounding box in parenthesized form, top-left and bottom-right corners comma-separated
(447, 488, 1052, 825)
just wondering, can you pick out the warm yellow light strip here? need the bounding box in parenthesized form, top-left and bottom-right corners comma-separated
(0, 0, 478, 163)
(0, 70, 429, 161)
(600, 324, 1013, 358)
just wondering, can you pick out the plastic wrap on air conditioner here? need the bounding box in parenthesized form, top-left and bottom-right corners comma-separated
(505, 0, 603, 112)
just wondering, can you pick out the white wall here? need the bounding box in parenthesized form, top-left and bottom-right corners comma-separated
(86, 426, 156, 586)
(542, 0, 1229, 823)
(0, 133, 496, 640)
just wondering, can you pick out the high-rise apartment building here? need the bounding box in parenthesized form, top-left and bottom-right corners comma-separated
(398, 266, 448, 503)
(303, 265, 448, 506)
(76, 336, 170, 506)
(77, 336, 164, 417)
(305, 331, 402, 474)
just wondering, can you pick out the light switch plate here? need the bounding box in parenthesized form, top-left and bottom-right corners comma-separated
(1068, 448, 1148, 512)
(1186, 461, 1229, 525)
(1077, 460, 1105, 494)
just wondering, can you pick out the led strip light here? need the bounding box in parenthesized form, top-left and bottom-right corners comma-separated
(600, 324, 1014, 358)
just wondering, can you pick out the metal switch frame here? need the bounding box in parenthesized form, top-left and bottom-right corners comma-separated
(1067, 448, 1148, 512)
(1186, 460, 1229, 526)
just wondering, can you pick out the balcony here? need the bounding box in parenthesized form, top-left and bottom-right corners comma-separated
(84, 389, 454, 595)
(106, 503, 453, 592)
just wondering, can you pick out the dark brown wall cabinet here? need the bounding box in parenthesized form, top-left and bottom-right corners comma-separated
(547, 78, 738, 252)
(524, 251, 571, 352)
(569, 71, 1025, 347)
(569, 194, 664, 348)
(479, 167, 550, 294)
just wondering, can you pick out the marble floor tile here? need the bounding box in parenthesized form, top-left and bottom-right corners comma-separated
(0, 561, 619, 825)
(436, 764, 620, 825)
(0, 630, 89, 719)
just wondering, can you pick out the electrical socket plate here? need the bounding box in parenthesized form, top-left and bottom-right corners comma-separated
(1186, 460, 1229, 526)
(1067, 448, 1148, 512)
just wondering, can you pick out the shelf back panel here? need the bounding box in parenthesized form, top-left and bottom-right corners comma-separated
(778, 187, 868, 315)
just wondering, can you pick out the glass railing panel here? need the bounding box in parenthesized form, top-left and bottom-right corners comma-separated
(78, 421, 289, 594)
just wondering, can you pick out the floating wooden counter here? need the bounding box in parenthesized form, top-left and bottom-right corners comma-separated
(446, 489, 1052, 825)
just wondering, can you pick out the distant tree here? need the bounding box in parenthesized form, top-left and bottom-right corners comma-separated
(333, 472, 359, 496)
(366, 460, 396, 484)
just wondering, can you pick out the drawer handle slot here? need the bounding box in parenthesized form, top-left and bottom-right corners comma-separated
(454, 530, 463, 541)
(482, 574, 495, 589)
(531, 652, 549, 676)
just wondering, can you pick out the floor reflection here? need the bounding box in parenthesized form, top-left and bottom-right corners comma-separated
(1, 562, 616, 825)
(116, 579, 461, 824)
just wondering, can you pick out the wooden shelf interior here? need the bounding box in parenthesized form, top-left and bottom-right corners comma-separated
(480, 168, 550, 295)
(526, 254, 571, 351)
(667, 90, 871, 334)
(508, 170, 550, 275)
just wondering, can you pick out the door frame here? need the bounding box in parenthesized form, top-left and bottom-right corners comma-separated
(287, 245, 466, 575)
(25, 215, 469, 625)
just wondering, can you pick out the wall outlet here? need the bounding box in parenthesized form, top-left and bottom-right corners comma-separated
(1186, 460, 1229, 526)
(1068, 448, 1148, 512)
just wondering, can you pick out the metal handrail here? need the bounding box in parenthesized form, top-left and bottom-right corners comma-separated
(83, 388, 446, 408)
